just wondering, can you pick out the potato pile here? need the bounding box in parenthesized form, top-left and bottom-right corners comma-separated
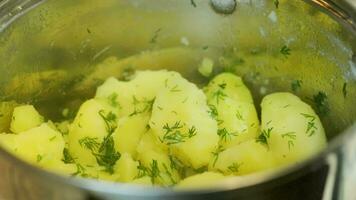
(0, 70, 327, 188)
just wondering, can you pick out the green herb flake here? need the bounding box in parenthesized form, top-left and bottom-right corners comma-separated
(108, 93, 120, 107)
(208, 104, 218, 119)
(218, 128, 238, 142)
(343, 82, 347, 98)
(190, 0, 197, 7)
(130, 96, 155, 116)
(300, 113, 318, 137)
(227, 162, 243, 173)
(281, 132, 296, 150)
(312, 91, 330, 116)
(36, 154, 43, 162)
(150, 28, 161, 44)
(49, 136, 56, 141)
(274, 0, 279, 9)
(280, 45, 291, 57)
(236, 110, 244, 120)
(62, 148, 75, 164)
(212, 145, 225, 167)
(291, 80, 302, 92)
(256, 127, 273, 146)
(212, 89, 227, 104)
(160, 121, 198, 145)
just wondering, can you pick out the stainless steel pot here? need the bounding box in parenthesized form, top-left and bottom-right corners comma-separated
(0, 0, 355, 199)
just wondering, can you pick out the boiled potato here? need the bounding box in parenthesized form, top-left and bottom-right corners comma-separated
(0, 123, 75, 174)
(10, 105, 44, 134)
(150, 74, 219, 169)
(204, 73, 259, 148)
(209, 140, 275, 175)
(260, 93, 327, 166)
(114, 114, 149, 157)
(114, 153, 139, 182)
(95, 70, 179, 117)
(67, 98, 119, 168)
(175, 172, 226, 189)
(136, 130, 181, 186)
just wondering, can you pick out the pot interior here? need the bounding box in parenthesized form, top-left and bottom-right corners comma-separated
(0, 0, 355, 163)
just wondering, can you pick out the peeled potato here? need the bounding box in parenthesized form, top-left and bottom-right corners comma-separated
(175, 172, 226, 189)
(204, 73, 259, 148)
(95, 70, 179, 117)
(114, 153, 139, 182)
(67, 98, 119, 167)
(210, 140, 275, 175)
(10, 105, 44, 134)
(114, 114, 150, 157)
(260, 93, 327, 166)
(150, 74, 218, 169)
(0, 123, 75, 174)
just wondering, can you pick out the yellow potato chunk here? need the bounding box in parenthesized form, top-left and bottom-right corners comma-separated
(175, 172, 226, 189)
(150, 75, 218, 169)
(114, 114, 149, 157)
(95, 70, 179, 117)
(68, 98, 119, 167)
(136, 130, 181, 186)
(131, 176, 152, 186)
(0, 123, 75, 174)
(260, 93, 327, 166)
(10, 105, 44, 134)
(204, 73, 259, 148)
(114, 153, 139, 182)
(210, 140, 275, 175)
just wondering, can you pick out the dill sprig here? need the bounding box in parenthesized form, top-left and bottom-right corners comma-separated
(280, 45, 291, 57)
(343, 82, 347, 98)
(313, 91, 329, 116)
(291, 80, 302, 92)
(130, 96, 155, 116)
(169, 155, 186, 177)
(227, 162, 243, 173)
(208, 104, 218, 119)
(300, 113, 318, 137)
(72, 163, 89, 177)
(136, 160, 162, 184)
(274, 0, 279, 9)
(236, 110, 244, 120)
(108, 93, 120, 108)
(212, 145, 225, 167)
(212, 89, 227, 105)
(160, 121, 197, 145)
(78, 110, 120, 174)
(217, 128, 238, 142)
(62, 148, 75, 164)
(256, 127, 273, 146)
(281, 132, 297, 150)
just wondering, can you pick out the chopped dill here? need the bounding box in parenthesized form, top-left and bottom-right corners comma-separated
(136, 160, 162, 184)
(274, 0, 279, 9)
(300, 113, 318, 137)
(227, 162, 243, 173)
(218, 128, 238, 142)
(291, 80, 302, 92)
(208, 104, 218, 119)
(281, 132, 297, 150)
(130, 96, 155, 116)
(256, 127, 273, 146)
(150, 28, 161, 44)
(170, 85, 181, 92)
(190, 0, 197, 7)
(108, 93, 119, 107)
(36, 154, 43, 162)
(343, 82, 347, 98)
(160, 121, 197, 145)
(212, 145, 225, 167)
(212, 89, 227, 104)
(236, 110, 244, 120)
(280, 45, 291, 57)
(62, 148, 75, 164)
(49, 136, 56, 141)
(312, 91, 329, 116)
